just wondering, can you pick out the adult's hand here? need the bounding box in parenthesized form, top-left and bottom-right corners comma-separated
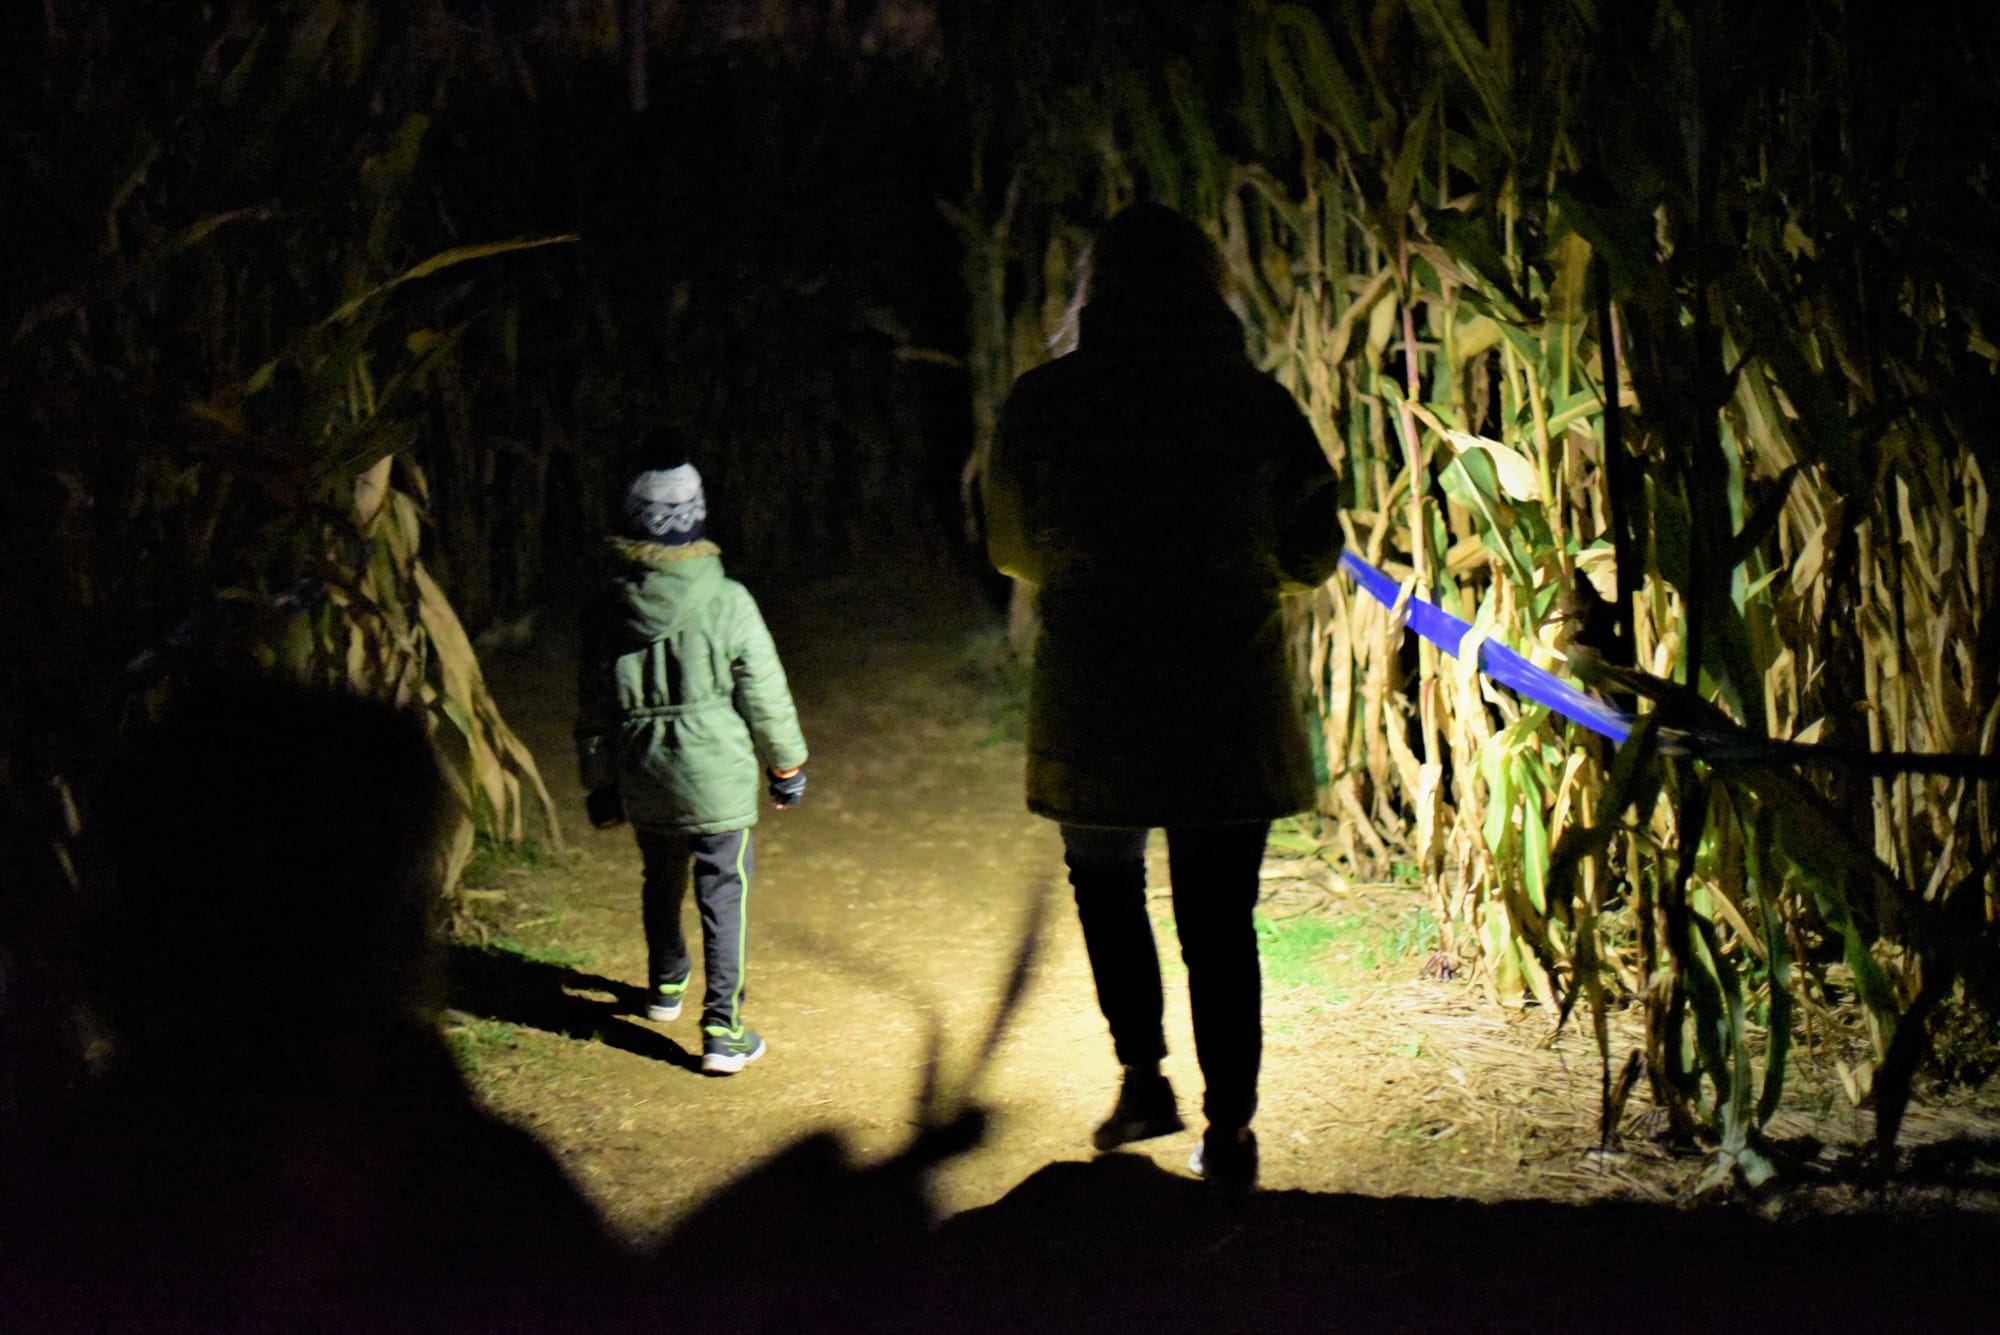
(586, 787, 626, 829)
(768, 766, 806, 809)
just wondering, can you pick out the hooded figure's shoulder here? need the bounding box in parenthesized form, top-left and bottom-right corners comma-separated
(712, 573, 777, 635)
(593, 538, 726, 645)
(997, 354, 1075, 416)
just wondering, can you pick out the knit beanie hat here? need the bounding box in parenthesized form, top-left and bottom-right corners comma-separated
(623, 463, 707, 545)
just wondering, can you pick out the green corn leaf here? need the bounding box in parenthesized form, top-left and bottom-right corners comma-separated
(1454, 311, 1505, 363)
(1480, 733, 1517, 853)
(1692, 903, 1757, 1156)
(323, 235, 578, 328)
(1720, 461, 1804, 577)
(1724, 280, 1862, 494)
(1665, 775, 1731, 1109)
(284, 0, 343, 82)
(1517, 759, 1550, 915)
(1384, 80, 1443, 223)
(1266, 825, 1322, 855)
(1422, 207, 1535, 319)
(1718, 760, 1905, 1045)
(1407, 0, 1514, 158)
(1264, 4, 1375, 156)
(1545, 714, 1663, 926)
(1644, 473, 1694, 605)
(1545, 387, 1604, 435)
(1703, 592, 1763, 736)
(1440, 449, 1535, 588)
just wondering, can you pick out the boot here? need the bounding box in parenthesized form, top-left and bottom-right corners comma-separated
(1092, 1065, 1185, 1151)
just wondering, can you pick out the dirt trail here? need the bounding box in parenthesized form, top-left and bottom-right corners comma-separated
(456, 543, 2000, 1257)
(457, 544, 1610, 1237)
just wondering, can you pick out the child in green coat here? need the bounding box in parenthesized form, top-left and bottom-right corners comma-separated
(575, 458, 808, 1074)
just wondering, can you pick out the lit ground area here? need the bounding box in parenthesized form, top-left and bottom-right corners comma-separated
(454, 546, 2000, 1326)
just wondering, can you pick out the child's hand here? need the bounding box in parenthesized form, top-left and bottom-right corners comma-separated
(768, 766, 806, 809)
(586, 787, 626, 829)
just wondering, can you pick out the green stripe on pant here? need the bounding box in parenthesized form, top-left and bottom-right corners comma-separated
(636, 826, 754, 1032)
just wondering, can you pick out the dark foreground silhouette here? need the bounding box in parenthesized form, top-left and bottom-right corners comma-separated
(0, 677, 632, 1330)
(446, 940, 703, 1072)
(935, 1155, 2000, 1333)
(4, 675, 1995, 1332)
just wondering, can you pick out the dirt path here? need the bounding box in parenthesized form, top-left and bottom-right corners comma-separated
(454, 544, 2000, 1259)
(455, 545, 1623, 1236)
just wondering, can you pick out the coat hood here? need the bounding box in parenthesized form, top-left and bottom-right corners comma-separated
(600, 537, 725, 649)
(1077, 291, 1245, 358)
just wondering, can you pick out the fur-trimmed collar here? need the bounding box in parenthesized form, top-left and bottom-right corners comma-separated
(609, 536, 721, 564)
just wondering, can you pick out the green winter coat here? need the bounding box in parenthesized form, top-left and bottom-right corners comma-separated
(983, 308, 1344, 828)
(575, 539, 808, 834)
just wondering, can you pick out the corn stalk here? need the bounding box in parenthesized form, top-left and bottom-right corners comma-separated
(957, 0, 2000, 1175)
(2, 2, 568, 896)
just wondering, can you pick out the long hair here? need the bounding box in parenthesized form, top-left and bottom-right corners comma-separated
(1063, 203, 1241, 352)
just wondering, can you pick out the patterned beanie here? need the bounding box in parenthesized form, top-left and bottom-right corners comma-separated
(623, 463, 707, 544)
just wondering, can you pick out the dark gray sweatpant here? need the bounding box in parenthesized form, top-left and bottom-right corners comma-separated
(635, 826, 753, 1032)
(1062, 821, 1270, 1133)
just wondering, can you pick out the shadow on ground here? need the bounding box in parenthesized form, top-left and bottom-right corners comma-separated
(921, 1154, 1999, 1332)
(438, 943, 2000, 1331)
(445, 943, 701, 1073)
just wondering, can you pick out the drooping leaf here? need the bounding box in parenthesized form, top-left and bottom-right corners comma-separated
(322, 235, 579, 328)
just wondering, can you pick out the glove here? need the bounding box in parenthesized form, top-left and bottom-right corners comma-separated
(586, 787, 625, 829)
(767, 766, 806, 809)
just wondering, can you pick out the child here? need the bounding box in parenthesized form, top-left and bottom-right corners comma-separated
(575, 456, 808, 1074)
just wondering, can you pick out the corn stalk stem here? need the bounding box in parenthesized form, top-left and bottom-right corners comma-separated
(1595, 264, 1637, 664)
(1396, 244, 1441, 769)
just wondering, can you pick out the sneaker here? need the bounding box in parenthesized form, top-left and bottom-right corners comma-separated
(1092, 1068, 1185, 1151)
(701, 1024, 766, 1075)
(1189, 1126, 1258, 1192)
(645, 979, 688, 1023)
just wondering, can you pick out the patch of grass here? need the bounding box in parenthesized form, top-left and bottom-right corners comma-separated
(445, 1018, 520, 1073)
(1375, 903, 1443, 968)
(1926, 988, 2000, 1088)
(459, 834, 568, 889)
(1155, 893, 1444, 1007)
(488, 935, 596, 971)
(1264, 814, 1328, 856)
(1260, 902, 1443, 1006)
(1257, 913, 1345, 994)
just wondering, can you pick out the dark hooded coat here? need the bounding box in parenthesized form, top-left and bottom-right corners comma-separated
(983, 297, 1344, 827)
(575, 539, 807, 833)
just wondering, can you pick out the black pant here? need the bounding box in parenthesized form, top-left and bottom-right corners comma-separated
(635, 827, 753, 1032)
(1061, 821, 1270, 1132)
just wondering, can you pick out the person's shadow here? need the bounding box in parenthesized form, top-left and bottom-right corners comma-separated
(6, 674, 645, 1330)
(445, 942, 703, 1072)
(931, 1152, 2000, 1333)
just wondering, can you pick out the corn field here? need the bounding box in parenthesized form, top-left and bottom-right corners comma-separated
(1, 1, 963, 1129)
(1, 5, 574, 888)
(951, 0, 2000, 1179)
(2, 2, 955, 880)
(7, 0, 1998, 1185)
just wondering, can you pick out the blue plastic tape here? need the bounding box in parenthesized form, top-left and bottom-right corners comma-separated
(1337, 552, 1633, 744)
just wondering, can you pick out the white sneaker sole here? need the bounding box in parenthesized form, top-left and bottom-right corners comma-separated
(1189, 1134, 1258, 1190)
(701, 1036, 767, 1074)
(646, 999, 683, 1022)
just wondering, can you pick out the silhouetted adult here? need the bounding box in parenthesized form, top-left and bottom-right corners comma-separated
(2, 676, 634, 1329)
(983, 203, 1344, 1191)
